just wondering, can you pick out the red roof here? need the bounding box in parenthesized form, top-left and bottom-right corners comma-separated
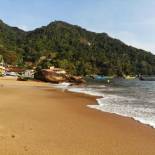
(6, 67, 25, 73)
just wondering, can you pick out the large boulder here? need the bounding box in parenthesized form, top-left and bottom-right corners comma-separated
(35, 69, 86, 84)
(41, 69, 66, 83)
(67, 75, 86, 84)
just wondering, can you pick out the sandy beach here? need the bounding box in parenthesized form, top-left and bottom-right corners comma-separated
(0, 77, 155, 155)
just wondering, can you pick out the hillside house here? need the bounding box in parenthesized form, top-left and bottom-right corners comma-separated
(0, 66, 5, 75)
(23, 70, 34, 78)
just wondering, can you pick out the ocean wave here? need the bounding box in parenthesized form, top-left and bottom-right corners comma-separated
(68, 87, 104, 97)
(50, 82, 155, 128)
(88, 94, 155, 128)
(50, 82, 71, 90)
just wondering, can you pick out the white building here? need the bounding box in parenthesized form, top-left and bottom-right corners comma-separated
(23, 70, 34, 78)
(0, 66, 5, 75)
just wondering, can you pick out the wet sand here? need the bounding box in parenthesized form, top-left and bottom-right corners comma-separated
(0, 77, 155, 155)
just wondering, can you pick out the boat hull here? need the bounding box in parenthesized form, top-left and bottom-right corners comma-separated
(139, 77, 155, 81)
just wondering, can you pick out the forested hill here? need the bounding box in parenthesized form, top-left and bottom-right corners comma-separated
(0, 20, 155, 76)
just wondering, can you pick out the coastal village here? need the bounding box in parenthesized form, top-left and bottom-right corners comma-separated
(0, 2, 155, 154)
(0, 60, 34, 79)
(0, 55, 85, 84)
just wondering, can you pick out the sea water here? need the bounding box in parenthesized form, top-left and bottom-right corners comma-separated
(51, 79, 155, 128)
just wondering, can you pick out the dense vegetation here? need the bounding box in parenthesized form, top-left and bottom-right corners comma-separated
(0, 19, 155, 76)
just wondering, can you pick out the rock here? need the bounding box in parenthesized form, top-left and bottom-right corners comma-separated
(35, 68, 86, 84)
(68, 75, 86, 84)
(41, 69, 66, 83)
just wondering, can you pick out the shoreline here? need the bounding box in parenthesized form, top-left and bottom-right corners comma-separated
(65, 89, 155, 130)
(0, 77, 155, 154)
(1, 76, 155, 130)
(55, 83, 155, 130)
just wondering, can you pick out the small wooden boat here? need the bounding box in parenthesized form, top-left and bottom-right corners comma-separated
(86, 75, 114, 83)
(124, 75, 136, 80)
(139, 76, 155, 81)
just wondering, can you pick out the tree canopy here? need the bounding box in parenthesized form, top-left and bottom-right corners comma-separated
(0, 20, 155, 76)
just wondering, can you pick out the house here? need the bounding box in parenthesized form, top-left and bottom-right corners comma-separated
(0, 55, 4, 66)
(0, 66, 5, 75)
(5, 66, 25, 77)
(0, 55, 5, 75)
(23, 70, 34, 78)
(5, 66, 25, 73)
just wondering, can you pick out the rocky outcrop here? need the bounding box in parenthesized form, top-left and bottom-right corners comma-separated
(68, 75, 86, 84)
(41, 69, 66, 83)
(35, 69, 85, 84)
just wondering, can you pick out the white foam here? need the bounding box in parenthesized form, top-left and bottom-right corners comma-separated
(88, 94, 155, 128)
(50, 83, 155, 128)
(69, 87, 155, 128)
(50, 82, 71, 90)
(68, 87, 104, 97)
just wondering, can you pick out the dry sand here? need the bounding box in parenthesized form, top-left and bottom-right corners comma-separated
(0, 77, 155, 155)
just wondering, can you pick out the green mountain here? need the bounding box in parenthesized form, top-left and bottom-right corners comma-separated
(0, 20, 155, 75)
(0, 20, 26, 65)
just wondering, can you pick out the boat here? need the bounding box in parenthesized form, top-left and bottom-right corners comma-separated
(87, 75, 114, 83)
(124, 75, 136, 80)
(5, 71, 18, 77)
(139, 75, 155, 81)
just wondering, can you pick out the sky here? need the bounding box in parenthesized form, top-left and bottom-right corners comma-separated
(0, 0, 155, 54)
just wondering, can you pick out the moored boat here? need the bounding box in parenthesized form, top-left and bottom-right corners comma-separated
(139, 75, 155, 81)
(124, 75, 136, 80)
(86, 75, 114, 83)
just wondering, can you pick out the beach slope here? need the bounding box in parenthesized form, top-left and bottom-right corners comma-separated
(0, 77, 155, 155)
